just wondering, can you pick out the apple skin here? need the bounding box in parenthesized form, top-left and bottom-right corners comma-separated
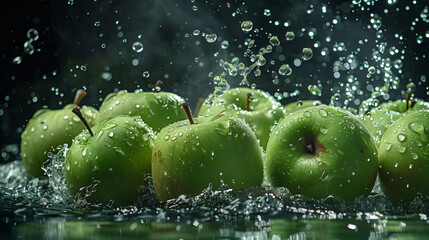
(20, 104, 98, 178)
(198, 88, 285, 150)
(152, 115, 264, 202)
(97, 90, 187, 132)
(362, 99, 428, 146)
(265, 105, 378, 200)
(284, 100, 322, 114)
(64, 115, 154, 206)
(378, 110, 429, 203)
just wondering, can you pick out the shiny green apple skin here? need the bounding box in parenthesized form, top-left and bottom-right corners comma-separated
(97, 90, 187, 132)
(198, 88, 285, 150)
(284, 100, 322, 114)
(20, 104, 98, 178)
(152, 115, 264, 202)
(378, 110, 429, 203)
(65, 115, 154, 206)
(265, 106, 378, 200)
(362, 99, 428, 146)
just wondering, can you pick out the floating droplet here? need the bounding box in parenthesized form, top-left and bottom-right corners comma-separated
(285, 31, 295, 41)
(193, 29, 200, 36)
(221, 40, 229, 49)
(241, 21, 253, 32)
(263, 9, 271, 16)
(269, 36, 280, 46)
(302, 48, 313, 61)
(132, 42, 144, 52)
(205, 33, 217, 43)
(278, 64, 292, 76)
(26, 28, 39, 41)
(142, 71, 150, 78)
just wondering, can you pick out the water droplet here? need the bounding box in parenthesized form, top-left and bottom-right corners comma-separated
(241, 21, 253, 32)
(94, 21, 100, 27)
(42, 125, 48, 131)
(221, 40, 229, 49)
(278, 64, 292, 76)
(193, 29, 200, 36)
(108, 132, 114, 138)
(368, 66, 376, 75)
(409, 164, 413, 169)
(320, 127, 328, 134)
(192, 5, 198, 11)
(263, 9, 271, 16)
(397, 145, 406, 153)
(13, 56, 22, 64)
(308, 85, 321, 96)
(397, 134, 406, 142)
(101, 72, 112, 81)
(385, 143, 392, 151)
(285, 31, 295, 41)
(411, 152, 419, 160)
(24, 41, 35, 55)
(81, 147, 88, 157)
(142, 71, 150, 78)
(26, 28, 39, 41)
(113, 147, 126, 156)
(318, 109, 327, 117)
(164, 135, 170, 141)
(269, 36, 280, 46)
(103, 123, 117, 130)
(132, 42, 144, 52)
(302, 48, 313, 61)
(205, 33, 217, 43)
(408, 122, 425, 135)
(303, 111, 311, 117)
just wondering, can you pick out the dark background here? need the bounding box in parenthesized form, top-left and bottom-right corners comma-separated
(1, 0, 428, 162)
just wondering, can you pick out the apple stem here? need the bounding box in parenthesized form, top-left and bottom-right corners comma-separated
(72, 107, 94, 137)
(152, 80, 163, 92)
(410, 99, 416, 109)
(405, 90, 412, 110)
(194, 97, 204, 117)
(73, 89, 87, 105)
(306, 144, 314, 154)
(182, 102, 195, 125)
(246, 93, 252, 111)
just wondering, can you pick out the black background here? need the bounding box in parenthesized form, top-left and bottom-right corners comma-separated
(1, 0, 428, 161)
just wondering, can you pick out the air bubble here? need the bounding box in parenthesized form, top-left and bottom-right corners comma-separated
(302, 48, 313, 60)
(285, 31, 295, 41)
(278, 64, 292, 76)
(205, 33, 217, 43)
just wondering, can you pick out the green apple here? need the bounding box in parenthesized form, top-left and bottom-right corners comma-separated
(284, 100, 322, 114)
(361, 93, 428, 146)
(152, 103, 264, 201)
(20, 90, 98, 177)
(97, 87, 187, 132)
(265, 105, 378, 200)
(65, 112, 154, 206)
(378, 110, 429, 203)
(198, 87, 285, 149)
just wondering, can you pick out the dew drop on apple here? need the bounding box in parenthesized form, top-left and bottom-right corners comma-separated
(302, 48, 313, 61)
(164, 135, 170, 141)
(285, 31, 295, 41)
(40, 134, 45, 139)
(241, 21, 253, 32)
(82, 147, 87, 157)
(397, 145, 406, 153)
(318, 109, 327, 117)
(42, 125, 48, 131)
(411, 152, 419, 160)
(397, 134, 406, 142)
(108, 132, 114, 138)
(113, 147, 126, 156)
(303, 111, 311, 118)
(132, 42, 144, 53)
(384, 143, 392, 151)
(409, 164, 413, 169)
